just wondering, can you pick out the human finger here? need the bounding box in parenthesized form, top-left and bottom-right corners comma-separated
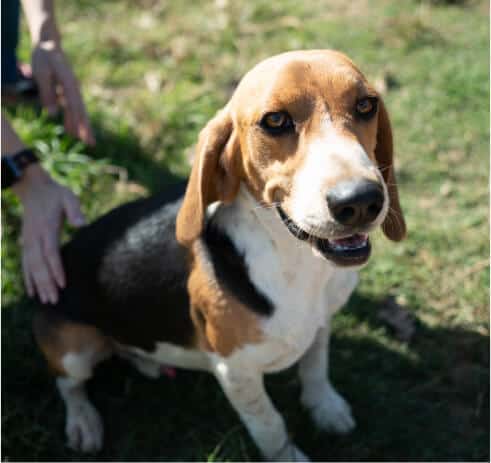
(36, 69, 59, 117)
(59, 85, 77, 138)
(76, 109, 95, 146)
(62, 191, 86, 227)
(63, 84, 94, 145)
(27, 241, 59, 304)
(21, 252, 35, 298)
(42, 232, 66, 289)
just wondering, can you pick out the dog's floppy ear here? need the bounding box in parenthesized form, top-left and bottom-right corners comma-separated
(176, 107, 241, 246)
(375, 98, 406, 241)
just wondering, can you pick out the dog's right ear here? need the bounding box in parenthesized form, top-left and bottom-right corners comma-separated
(375, 97, 407, 242)
(176, 107, 241, 246)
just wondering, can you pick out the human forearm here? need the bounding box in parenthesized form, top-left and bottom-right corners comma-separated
(2, 114, 26, 155)
(21, 1, 95, 145)
(2, 115, 51, 197)
(21, 0, 61, 45)
(2, 114, 85, 304)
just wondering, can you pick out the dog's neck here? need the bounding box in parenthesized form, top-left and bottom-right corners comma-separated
(212, 183, 336, 279)
(211, 183, 335, 352)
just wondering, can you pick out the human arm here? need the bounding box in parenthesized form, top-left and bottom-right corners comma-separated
(20, 0, 95, 145)
(2, 114, 86, 303)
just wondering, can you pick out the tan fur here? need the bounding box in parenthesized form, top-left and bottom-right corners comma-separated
(375, 99, 406, 240)
(188, 243, 263, 356)
(33, 311, 113, 376)
(176, 108, 241, 246)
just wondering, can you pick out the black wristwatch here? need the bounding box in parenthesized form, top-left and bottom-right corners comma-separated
(1, 149, 39, 189)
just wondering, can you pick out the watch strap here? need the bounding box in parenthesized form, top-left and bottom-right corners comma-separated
(1, 149, 39, 189)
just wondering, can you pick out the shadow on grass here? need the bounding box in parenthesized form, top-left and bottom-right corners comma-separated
(2, 104, 187, 194)
(2, 291, 488, 461)
(87, 114, 186, 194)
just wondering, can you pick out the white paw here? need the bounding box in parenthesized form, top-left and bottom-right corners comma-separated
(302, 385, 356, 434)
(133, 357, 161, 378)
(271, 442, 311, 462)
(290, 445, 311, 462)
(66, 401, 104, 453)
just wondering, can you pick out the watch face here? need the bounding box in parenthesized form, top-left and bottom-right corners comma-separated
(2, 157, 22, 189)
(1, 150, 39, 189)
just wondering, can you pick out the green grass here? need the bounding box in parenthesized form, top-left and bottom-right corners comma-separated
(2, 0, 489, 460)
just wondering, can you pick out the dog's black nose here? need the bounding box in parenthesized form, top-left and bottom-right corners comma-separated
(327, 180, 384, 227)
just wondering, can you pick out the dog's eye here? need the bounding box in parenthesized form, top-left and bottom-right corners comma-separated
(260, 111, 294, 135)
(356, 97, 378, 119)
(264, 112, 287, 128)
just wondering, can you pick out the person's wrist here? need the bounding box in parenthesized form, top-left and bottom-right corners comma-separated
(12, 164, 52, 200)
(34, 38, 63, 53)
(30, 16, 61, 47)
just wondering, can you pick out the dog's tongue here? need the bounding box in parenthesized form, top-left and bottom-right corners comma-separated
(330, 233, 368, 249)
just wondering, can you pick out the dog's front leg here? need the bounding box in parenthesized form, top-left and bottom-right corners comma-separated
(213, 360, 309, 461)
(298, 324, 356, 434)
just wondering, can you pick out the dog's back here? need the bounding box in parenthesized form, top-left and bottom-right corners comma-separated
(35, 180, 195, 354)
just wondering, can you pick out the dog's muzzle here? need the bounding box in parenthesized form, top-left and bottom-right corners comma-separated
(276, 206, 371, 266)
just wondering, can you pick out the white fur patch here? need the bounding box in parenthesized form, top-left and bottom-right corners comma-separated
(302, 382, 355, 434)
(213, 186, 337, 371)
(62, 353, 94, 380)
(204, 185, 359, 460)
(116, 342, 210, 372)
(211, 354, 310, 461)
(62, 347, 110, 381)
(325, 269, 359, 316)
(289, 126, 384, 236)
(57, 377, 104, 453)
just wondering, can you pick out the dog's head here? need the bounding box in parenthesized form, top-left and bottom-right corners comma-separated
(176, 50, 406, 267)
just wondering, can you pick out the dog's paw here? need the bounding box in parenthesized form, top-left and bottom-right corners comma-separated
(66, 401, 104, 453)
(271, 442, 311, 462)
(302, 384, 355, 434)
(290, 445, 311, 462)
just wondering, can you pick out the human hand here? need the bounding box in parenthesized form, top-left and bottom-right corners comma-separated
(31, 41, 95, 146)
(12, 165, 86, 304)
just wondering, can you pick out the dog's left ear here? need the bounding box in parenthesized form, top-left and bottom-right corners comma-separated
(176, 106, 241, 246)
(375, 97, 406, 241)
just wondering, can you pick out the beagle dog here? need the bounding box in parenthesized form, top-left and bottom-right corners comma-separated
(34, 50, 405, 461)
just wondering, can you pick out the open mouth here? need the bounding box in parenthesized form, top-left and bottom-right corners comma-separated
(277, 206, 371, 266)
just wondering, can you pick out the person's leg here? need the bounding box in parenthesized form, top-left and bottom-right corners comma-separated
(2, 0, 21, 85)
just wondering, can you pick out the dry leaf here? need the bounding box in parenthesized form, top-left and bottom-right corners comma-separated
(373, 72, 399, 95)
(115, 181, 148, 197)
(378, 296, 416, 342)
(374, 76, 388, 95)
(136, 13, 156, 29)
(215, 0, 228, 9)
(144, 71, 162, 93)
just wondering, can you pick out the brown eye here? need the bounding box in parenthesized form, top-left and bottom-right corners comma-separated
(356, 98, 373, 113)
(265, 113, 286, 128)
(260, 111, 294, 135)
(356, 97, 378, 119)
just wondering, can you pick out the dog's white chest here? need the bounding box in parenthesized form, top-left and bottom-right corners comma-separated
(215, 190, 335, 372)
(253, 242, 333, 370)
